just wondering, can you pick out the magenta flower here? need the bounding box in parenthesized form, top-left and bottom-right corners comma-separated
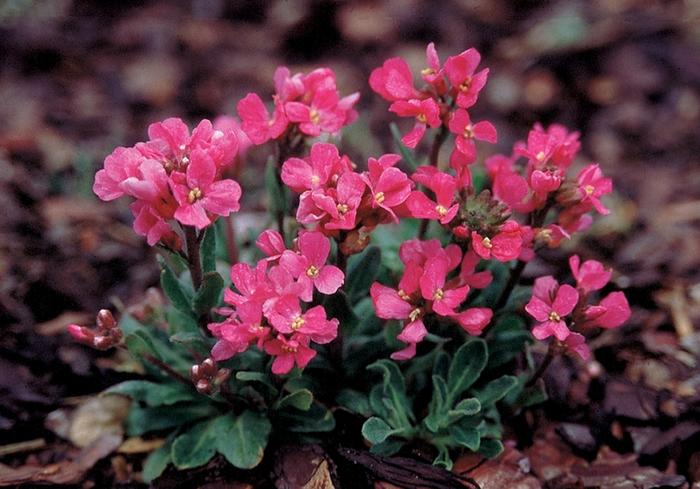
(130, 201, 176, 246)
(369, 57, 419, 102)
(448, 109, 497, 162)
(406, 170, 459, 224)
(452, 307, 493, 335)
(443, 48, 489, 108)
(236, 93, 288, 145)
(268, 295, 338, 344)
(471, 220, 523, 262)
(257, 229, 286, 262)
(421, 42, 445, 89)
(389, 98, 441, 148)
(576, 164, 612, 215)
(564, 332, 591, 360)
(525, 276, 579, 341)
(582, 292, 631, 329)
(170, 149, 242, 229)
(419, 256, 470, 317)
(93, 147, 143, 201)
(281, 142, 340, 193)
(312, 171, 366, 230)
(569, 255, 612, 293)
(279, 231, 344, 301)
(264, 334, 318, 375)
(458, 250, 493, 289)
(362, 159, 413, 223)
(285, 89, 346, 136)
(224, 262, 273, 309)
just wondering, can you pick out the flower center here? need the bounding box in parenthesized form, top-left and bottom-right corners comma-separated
(463, 124, 474, 139)
(306, 265, 319, 278)
(291, 316, 305, 331)
(481, 236, 493, 249)
(181, 156, 190, 165)
(421, 67, 435, 76)
(536, 228, 552, 242)
(374, 191, 385, 204)
(398, 289, 410, 301)
(548, 311, 561, 322)
(187, 187, 203, 203)
(459, 78, 472, 92)
(433, 288, 444, 301)
(536, 151, 546, 162)
(416, 113, 427, 124)
(178, 144, 186, 152)
(436, 204, 447, 217)
(309, 109, 321, 125)
(584, 185, 595, 196)
(281, 344, 298, 353)
(409, 307, 421, 322)
(336, 203, 349, 215)
(310, 175, 320, 185)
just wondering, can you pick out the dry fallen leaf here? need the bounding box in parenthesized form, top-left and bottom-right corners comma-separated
(45, 395, 130, 448)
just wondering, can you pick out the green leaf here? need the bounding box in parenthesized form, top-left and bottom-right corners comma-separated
(200, 226, 217, 273)
(390, 122, 419, 171)
(346, 246, 381, 303)
(158, 256, 193, 315)
(433, 444, 453, 470)
(322, 290, 358, 330)
(478, 438, 504, 458)
(336, 389, 371, 417)
(125, 403, 216, 436)
(171, 419, 218, 469)
(142, 435, 174, 483)
(487, 315, 531, 369)
(275, 389, 313, 411)
(474, 375, 518, 408)
(453, 426, 481, 451)
(425, 375, 448, 432)
(447, 339, 488, 404)
(104, 380, 197, 407)
(124, 331, 159, 360)
(215, 411, 271, 469)
(265, 156, 288, 217)
(279, 402, 335, 433)
(452, 397, 481, 416)
(362, 417, 396, 444)
(369, 438, 405, 457)
(192, 271, 224, 316)
(367, 360, 414, 426)
(166, 308, 200, 336)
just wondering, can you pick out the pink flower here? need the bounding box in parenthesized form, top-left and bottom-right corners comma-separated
(265, 334, 318, 374)
(471, 220, 523, 262)
(406, 170, 459, 224)
(569, 255, 612, 293)
(448, 109, 497, 162)
(391, 342, 418, 361)
(389, 98, 441, 148)
(458, 250, 492, 289)
(576, 164, 612, 215)
(443, 48, 489, 108)
(312, 171, 366, 230)
(130, 201, 176, 246)
(399, 239, 462, 270)
(285, 89, 346, 136)
(452, 307, 493, 335)
(279, 231, 344, 300)
(224, 262, 272, 308)
(582, 292, 631, 329)
(93, 147, 143, 201)
(268, 295, 338, 344)
(564, 333, 591, 360)
(369, 57, 419, 102)
(257, 229, 287, 262)
(419, 256, 470, 316)
(421, 42, 445, 90)
(281, 143, 340, 192)
(362, 159, 413, 223)
(525, 276, 579, 341)
(170, 149, 242, 229)
(370, 282, 414, 320)
(236, 93, 288, 145)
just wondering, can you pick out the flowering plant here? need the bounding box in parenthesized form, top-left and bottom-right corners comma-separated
(70, 45, 630, 480)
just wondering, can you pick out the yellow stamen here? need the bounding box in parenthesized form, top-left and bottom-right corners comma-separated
(536, 151, 546, 162)
(536, 228, 553, 242)
(398, 289, 410, 301)
(187, 187, 203, 203)
(481, 236, 493, 249)
(548, 311, 561, 322)
(310, 175, 320, 185)
(309, 109, 321, 125)
(281, 344, 298, 353)
(417, 113, 427, 124)
(336, 203, 349, 215)
(306, 265, 319, 278)
(433, 288, 444, 301)
(584, 185, 595, 196)
(421, 68, 435, 76)
(409, 308, 421, 322)
(291, 316, 305, 331)
(463, 124, 474, 139)
(375, 192, 385, 204)
(181, 156, 190, 165)
(459, 78, 472, 91)
(435, 205, 447, 217)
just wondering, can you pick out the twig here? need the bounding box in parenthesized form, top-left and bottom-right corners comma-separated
(526, 341, 559, 387)
(0, 438, 46, 456)
(224, 216, 239, 264)
(142, 353, 192, 387)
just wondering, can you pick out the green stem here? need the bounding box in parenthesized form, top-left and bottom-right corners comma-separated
(184, 226, 202, 291)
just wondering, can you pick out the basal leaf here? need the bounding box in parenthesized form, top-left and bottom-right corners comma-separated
(104, 380, 197, 407)
(192, 271, 224, 316)
(346, 246, 381, 303)
(158, 255, 193, 316)
(473, 375, 518, 408)
(171, 419, 218, 469)
(215, 411, 271, 469)
(362, 417, 396, 444)
(447, 339, 488, 404)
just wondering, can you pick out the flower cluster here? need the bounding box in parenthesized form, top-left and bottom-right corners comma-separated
(282, 143, 414, 254)
(370, 239, 493, 360)
(209, 230, 343, 374)
(93, 117, 242, 245)
(237, 67, 359, 144)
(525, 255, 631, 359)
(68, 309, 122, 350)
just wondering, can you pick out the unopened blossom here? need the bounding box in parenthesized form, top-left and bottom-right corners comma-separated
(569, 255, 612, 293)
(256, 229, 287, 262)
(421, 42, 446, 91)
(279, 231, 344, 300)
(389, 98, 441, 148)
(443, 48, 489, 108)
(452, 308, 493, 335)
(581, 292, 631, 329)
(236, 93, 288, 145)
(563, 332, 591, 360)
(369, 57, 419, 102)
(525, 276, 579, 341)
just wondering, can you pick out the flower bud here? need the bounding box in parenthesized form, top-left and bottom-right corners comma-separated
(96, 309, 116, 330)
